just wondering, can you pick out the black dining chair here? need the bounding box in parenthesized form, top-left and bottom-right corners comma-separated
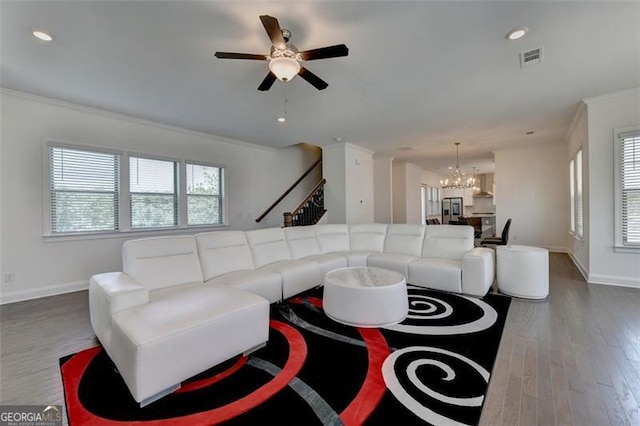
(481, 218, 512, 247)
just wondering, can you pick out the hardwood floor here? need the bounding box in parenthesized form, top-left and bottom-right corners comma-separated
(480, 253, 640, 426)
(1, 253, 639, 425)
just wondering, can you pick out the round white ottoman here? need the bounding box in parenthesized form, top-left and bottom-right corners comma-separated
(323, 267, 408, 327)
(496, 245, 549, 300)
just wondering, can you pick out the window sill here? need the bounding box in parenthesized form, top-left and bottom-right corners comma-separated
(613, 245, 640, 253)
(43, 224, 229, 242)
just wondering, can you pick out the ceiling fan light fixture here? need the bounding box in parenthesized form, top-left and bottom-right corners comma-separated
(269, 56, 300, 82)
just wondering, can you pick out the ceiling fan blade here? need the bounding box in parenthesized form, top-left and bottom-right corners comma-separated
(214, 52, 268, 60)
(259, 15, 286, 50)
(298, 67, 328, 90)
(299, 44, 349, 61)
(258, 72, 277, 91)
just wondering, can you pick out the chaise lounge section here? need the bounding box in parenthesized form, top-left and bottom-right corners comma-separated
(89, 223, 494, 404)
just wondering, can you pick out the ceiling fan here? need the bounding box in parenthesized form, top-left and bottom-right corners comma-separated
(214, 15, 349, 91)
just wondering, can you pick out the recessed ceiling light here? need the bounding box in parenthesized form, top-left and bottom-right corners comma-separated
(448, 166, 453, 170)
(277, 117, 286, 123)
(334, 137, 343, 142)
(32, 30, 53, 42)
(506, 27, 528, 40)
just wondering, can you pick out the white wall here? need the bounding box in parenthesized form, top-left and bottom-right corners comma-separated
(322, 143, 347, 224)
(392, 161, 424, 224)
(421, 170, 442, 188)
(565, 103, 589, 277)
(345, 144, 374, 224)
(0, 90, 318, 303)
(392, 162, 407, 223)
(373, 154, 393, 223)
(494, 142, 569, 252)
(322, 142, 374, 224)
(405, 163, 423, 224)
(584, 88, 640, 288)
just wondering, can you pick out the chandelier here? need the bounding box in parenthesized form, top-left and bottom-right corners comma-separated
(440, 143, 477, 189)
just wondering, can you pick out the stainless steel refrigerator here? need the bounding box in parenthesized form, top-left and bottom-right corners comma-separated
(441, 197, 463, 224)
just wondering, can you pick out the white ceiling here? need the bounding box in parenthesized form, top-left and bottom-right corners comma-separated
(2, 1, 639, 175)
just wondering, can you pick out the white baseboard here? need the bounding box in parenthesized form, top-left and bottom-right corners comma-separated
(543, 245, 569, 253)
(588, 273, 640, 289)
(568, 251, 589, 282)
(0, 280, 88, 305)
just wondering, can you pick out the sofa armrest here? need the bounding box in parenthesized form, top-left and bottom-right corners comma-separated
(89, 272, 149, 346)
(461, 248, 495, 297)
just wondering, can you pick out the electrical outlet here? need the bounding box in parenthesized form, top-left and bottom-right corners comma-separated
(4, 273, 15, 283)
(513, 235, 518, 241)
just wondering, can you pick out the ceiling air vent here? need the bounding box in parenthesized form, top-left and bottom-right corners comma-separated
(520, 47, 543, 68)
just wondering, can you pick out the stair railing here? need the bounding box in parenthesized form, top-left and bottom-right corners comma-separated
(283, 179, 326, 227)
(255, 158, 322, 223)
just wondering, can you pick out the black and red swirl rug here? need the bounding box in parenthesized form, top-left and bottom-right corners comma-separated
(60, 286, 510, 425)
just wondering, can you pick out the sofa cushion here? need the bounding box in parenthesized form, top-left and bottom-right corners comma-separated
(285, 226, 321, 259)
(304, 253, 348, 275)
(260, 260, 322, 300)
(349, 224, 388, 252)
(315, 224, 350, 253)
(383, 224, 426, 257)
(367, 253, 418, 278)
(122, 236, 203, 291)
(205, 270, 282, 304)
(148, 282, 204, 303)
(422, 225, 474, 260)
(408, 258, 463, 293)
(245, 228, 292, 268)
(195, 231, 254, 281)
(342, 251, 373, 267)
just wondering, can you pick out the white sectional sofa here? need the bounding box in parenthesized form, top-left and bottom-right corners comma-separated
(89, 223, 494, 404)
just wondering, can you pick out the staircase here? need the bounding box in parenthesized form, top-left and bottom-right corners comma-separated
(255, 157, 326, 227)
(283, 179, 326, 227)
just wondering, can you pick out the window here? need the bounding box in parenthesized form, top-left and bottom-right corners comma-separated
(130, 157, 178, 229)
(576, 150, 583, 238)
(50, 146, 119, 233)
(615, 129, 640, 247)
(569, 159, 575, 233)
(427, 186, 441, 216)
(186, 163, 224, 226)
(569, 149, 583, 238)
(47, 143, 227, 236)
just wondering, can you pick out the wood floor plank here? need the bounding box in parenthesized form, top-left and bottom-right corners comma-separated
(519, 394, 538, 426)
(522, 338, 538, 397)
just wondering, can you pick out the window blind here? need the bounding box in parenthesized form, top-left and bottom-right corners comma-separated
(129, 157, 178, 228)
(621, 134, 640, 244)
(186, 163, 223, 225)
(50, 146, 119, 233)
